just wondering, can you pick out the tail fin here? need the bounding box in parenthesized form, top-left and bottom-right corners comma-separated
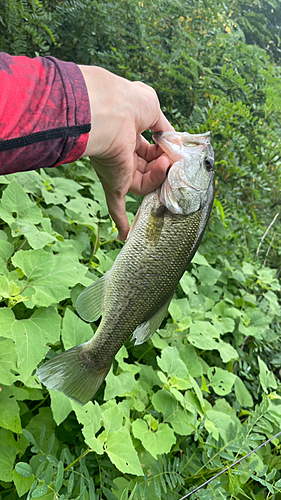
(37, 344, 112, 405)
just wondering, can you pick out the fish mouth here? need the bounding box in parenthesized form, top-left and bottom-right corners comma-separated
(153, 131, 210, 161)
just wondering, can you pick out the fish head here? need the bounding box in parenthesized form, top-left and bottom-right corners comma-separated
(153, 131, 215, 215)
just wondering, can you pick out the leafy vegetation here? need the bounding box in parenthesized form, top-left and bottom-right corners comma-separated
(0, 0, 281, 499)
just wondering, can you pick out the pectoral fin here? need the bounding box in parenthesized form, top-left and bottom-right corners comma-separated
(132, 295, 172, 346)
(76, 272, 109, 322)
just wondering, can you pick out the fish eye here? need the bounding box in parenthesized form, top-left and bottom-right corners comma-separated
(204, 156, 214, 171)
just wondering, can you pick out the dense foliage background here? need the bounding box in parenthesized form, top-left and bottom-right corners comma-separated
(0, 0, 281, 498)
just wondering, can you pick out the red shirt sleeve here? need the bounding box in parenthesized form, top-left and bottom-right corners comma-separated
(0, 53, 91, 174)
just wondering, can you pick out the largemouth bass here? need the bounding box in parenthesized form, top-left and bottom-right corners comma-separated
(37, 131, 215, 405)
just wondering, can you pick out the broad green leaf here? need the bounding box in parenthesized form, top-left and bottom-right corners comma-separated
(0, 180, 43, 226)
(11, 250, 87, 307)
(191, 253, 210, 266)
(264, 291, 280, 316)
(157, 346, 188, 378)
(132, 419, 176, 458)
(258, 356, 277, 393)
(168, 298, 192, 330)
(105, 430, 143, 476)
(50, 390, 73, 426)
(62, 307, 93, 350)
(72, 401, 103, 454)
(0, 392, 21, 433)
(179, 345, 203, 378)
(64, 197, 99, 226)
(13, 469, 35, 497)
(9, 308, 61, 381)
(205, 409, 236, 444)
(234, 377, 253, 407)
(0, 240, 14, 270)
(193, 266, 221, 286)
(208, 367, 236, 396)
(0, 446, 18, 482)
(102, 406, 124, 433)
(0, 275, 21, 299)
(104, 370, 136, 400)
(152, 390, 194, 435)
(10, 220, 55, 249)
(0, 338, 19, 385)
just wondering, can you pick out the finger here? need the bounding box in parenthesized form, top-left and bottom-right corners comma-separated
(136, 135, 167, 163)
(105, 193, 130, 241)
(151, 109, 175, 133)
(130, 156, 170, 195)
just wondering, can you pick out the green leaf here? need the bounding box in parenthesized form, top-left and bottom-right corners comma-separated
(208, 367, 236, 396)
(0, 180, 43, 226)
(105, 430, 143, 476)
(0, 391, 21, 433)
(10, 220, 55, 249)
(15, 462, 33, 478)
(193, 266, 221, 286)
(104, 370, 136, 400)
(11, 250, 87, 307)
(49, 390, 73, 426)
(132, 419, 176, 458)
(0, 338, 19, 385)
(54, 461, 64, 493)
(152, 390, 194, 435)
(157, 346, 188, 378)
(13, 469, 35, 497)
(234, 377, 253, 407)
(0, 446, 18, 482)
(32, 484, 49, 498)
(188, 321, 237, 362)
(72, 401, 103, 454)
(62, 307, 93, 350)
(258, 356, 277, 393)
(26, 408, 58, 455)
(6, 307, 61, 382)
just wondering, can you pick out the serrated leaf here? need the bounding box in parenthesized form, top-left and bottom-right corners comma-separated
(105, 430, 143, 476)
(132, 419, 175, 458)
(11, 250, 87, 307)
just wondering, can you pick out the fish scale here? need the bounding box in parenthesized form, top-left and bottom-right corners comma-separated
(37, 130, 215, 405)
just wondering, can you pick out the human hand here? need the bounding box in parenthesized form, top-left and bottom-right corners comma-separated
(79, 65, 174, 240)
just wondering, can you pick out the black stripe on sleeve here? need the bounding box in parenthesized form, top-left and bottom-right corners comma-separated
(0, 124, 91, 152)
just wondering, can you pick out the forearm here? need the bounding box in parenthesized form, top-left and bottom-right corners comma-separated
(0, 53, 91, 174)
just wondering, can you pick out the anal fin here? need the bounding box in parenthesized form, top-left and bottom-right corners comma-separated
(132, 296, 172, 346)
(76, 272, 108, 322)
